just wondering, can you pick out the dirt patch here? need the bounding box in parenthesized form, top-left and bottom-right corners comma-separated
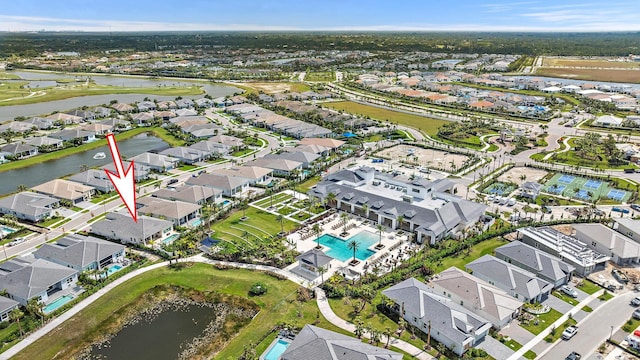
(542, 57, 640, 69)
(550, 224, 573, 236)
(236, 82, 301, 94)
(376, 144, 469, 171)
(535, 67, 640, 84)
(497, 167, 548, 185)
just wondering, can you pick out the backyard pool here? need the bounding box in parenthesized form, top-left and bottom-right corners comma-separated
(0, 226, 17, 237)
(260, 338, 291, 360)
(44, 295, 74, 314)
(222, 200, 231, 206)
(107, 264, 123, 276)
(191, 218, 203, 227)
(162, 234, 180, 245)
(318, 231, 377, 262)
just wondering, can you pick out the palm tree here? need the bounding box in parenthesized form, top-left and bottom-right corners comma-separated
(276, 214, 285, 234)
(376, 224, 384, 247)
(340, 212, 350, 233)
(354, 318, 365, 339)
(396, 215, 405, 231)
(347, 240, 359, 263)
(326, 192, 337, 208)
(317, 265, 327, 283)
(312, 223, 322, 249)
(384, 327, 393, 349)
(16, 184, 27, 193)
(239, 201, 248, 219)
(26, 297, 44, 325)
(10, 307, 24, 336)
(361, 203, 369, 219)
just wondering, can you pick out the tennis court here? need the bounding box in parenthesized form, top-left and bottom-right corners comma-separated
(543, 173, 632, 203)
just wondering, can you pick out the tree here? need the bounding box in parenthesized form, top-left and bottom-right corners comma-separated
(354, 318, 365, 338)
(377, 224, 384, 247)
(326, 192, 337, 208)
(396, 215, 405, 231)
(10, 307, 24, 336)
(347, 239, 359, 263)
(276, 214, 285, 234)
(384, 327, 393, 349)
(317, 265, 327, 283)
(341, 212, 350, 233)
(312, 223, 322, 249)
(239, 201, 248, 218)
(26, 297, 44, 325)
(17, 184, 27, 192)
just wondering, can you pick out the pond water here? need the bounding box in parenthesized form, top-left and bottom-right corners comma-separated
(0, 133, 167, 196)
(91, 304, 217, 360)
(0, 70, 241, 120)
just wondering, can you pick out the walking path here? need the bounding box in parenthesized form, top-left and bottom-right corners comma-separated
(507, 289, 605, 360)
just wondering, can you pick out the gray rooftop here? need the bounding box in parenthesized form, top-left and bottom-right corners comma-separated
(0, 192, 59, 219)
(296, 248, 333, 268)
(91, 212, 173, 242)
(0, 258, 77, 301)
(495, 241, 575, 283)
(153, 185, 220, 204)
(281, 325, 402, 360)
(33, 233, 124, 269)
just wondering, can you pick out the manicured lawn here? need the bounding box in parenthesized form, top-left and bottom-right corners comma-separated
(0, 84, 203, 107)
(622, 317, 640, 333)
(10, 264, 337, 360)
(544, 318, 577, 343)
(503, 338, 536, 359)
(210, 206, 297, 244)
(598, 291, 614, 301)
(0, 127, 182, 174)
(90, 192, 117, 204)
(581, 305, 593, 313)
(577, 279, 601, 295)
(520, 308, 563, 335)
(277, 206, 297, 216)
(323, 101, 448, 136)
(231, 148, 254, 157)
(177, 164, 198, 171)
(552, 291, 579, 306)
(305, 71, 336, 82)
(432, 237, 508, 273)
(253, 193, 293, 208)
(295, 176, 321, 193)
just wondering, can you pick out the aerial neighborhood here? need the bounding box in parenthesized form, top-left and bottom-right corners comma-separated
(2, 30, 640, 360)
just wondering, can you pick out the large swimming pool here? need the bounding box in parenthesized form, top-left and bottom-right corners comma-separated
(318, 231, 377, 262)
(162, 233, 180, 245)
(261, 338, 291, 360)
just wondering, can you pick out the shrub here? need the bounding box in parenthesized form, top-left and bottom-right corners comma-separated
(249, 281, 268, 296)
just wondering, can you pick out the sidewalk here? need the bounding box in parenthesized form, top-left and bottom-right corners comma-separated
(508, 289, 605, 360)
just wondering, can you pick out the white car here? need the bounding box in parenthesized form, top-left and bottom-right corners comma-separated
(562, 325, 578, 340)
(561, 285, 578, 298)
(632, 297, 640, 307)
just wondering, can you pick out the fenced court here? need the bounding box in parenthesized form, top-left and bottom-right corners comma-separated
(543, 173, 632, 203)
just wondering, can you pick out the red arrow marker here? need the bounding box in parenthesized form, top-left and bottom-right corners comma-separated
(104, 134, 137, 222)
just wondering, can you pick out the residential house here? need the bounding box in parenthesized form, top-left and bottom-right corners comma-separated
(0, 258, 79, 306)
(0, 121, 36, 133)
(153, 185, 222, 205)
(494, 241, 575, 288)
(382, 277, 492, 356)
(264, 151, 320, 168)
(50, 129, 96, 143)
(0, 296, 19, 322)
(189, 140, 231, 158)
(614, 218, 640, 244)
(22, 117, 55, 130)
(181, 124, 221, 139)
(157, 101, 177, 110)
(170, 115, 209, 127)
(111, 102, 135, 113)
(0, 192, 59, 223)
(129, 152, 179, 172)
(65, 109, 95, 122)
(68, 169, 115, 193)
(32, 179, 95, 204)
(98, 118, 131, 131)
(33, 233, 125, 272)
(137, 197, 201, 227)
(174, 108, 198, 117)
(131, 112, 155, 125)
(246, 158, 304, 178)
(194, 98, 213, 108)
(159, 147, 207, 165)
(80, 123, 112, 136)
(91, 212, 173, 246)
(293, 248, 333, 279)
(430, 267, 522, 329)
(137, 101, 156, 112)
(280, 325, 403, 360)
(308, 167, 486, 244)
(92, 106, 112, 118)
(207, 135, 244, 148)
(594, 115, 623, 127)
(186, 173, 250, 197)
(45, 113, 83, 125)
(154, 110, 176, 122)
(466, 255, 553, 303)
(103, 161, 150, 181)
(24, 136, 63, 151)
(298, 137, 345, 151)
(175, 98, 194, 109)
(216, 166, 273, 186)
(574, 223, 640, 265)
(519, 182, 543, 200)
(0, 143, 38, 159)
(516, 226, 608, 276)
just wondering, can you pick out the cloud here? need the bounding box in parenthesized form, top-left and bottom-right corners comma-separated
(481, 1, 540, 13)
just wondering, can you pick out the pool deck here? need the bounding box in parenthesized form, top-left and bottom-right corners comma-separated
(286, 213, 414, 285)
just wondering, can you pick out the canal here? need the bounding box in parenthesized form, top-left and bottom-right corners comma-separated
(90, 304, 217, 360)
(0, 133, 168, 196)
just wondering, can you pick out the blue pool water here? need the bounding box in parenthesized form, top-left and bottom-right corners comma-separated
(191, 218, 203, 227)
(222, 200, 231, 206)
(162, 233, 180, 244)
(44, 295, 74, 314)
(318, 231, 377, 262)
(262, 339, 291, 360)
(0, 226, 16, 237)
(107, 264, 123, 276)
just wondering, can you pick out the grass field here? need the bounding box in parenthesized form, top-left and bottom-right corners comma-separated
(520, 308, 563, 335)
(0, 84, 204, 106)
(0, 72, 21, 80)
(10, 264, 345, 360)
(231, 82, 311, 95)
(0, 127, 183, 174)
(305, 71, 336, 82)
(535, 67, 640, 84)
(542, 58, 640, 69)
(577, 279, 601, 294)
(432, 237, 508, 273)
(323, 101, 448, 136)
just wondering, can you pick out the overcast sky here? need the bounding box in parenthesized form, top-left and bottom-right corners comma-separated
(2, 0, 639, 32)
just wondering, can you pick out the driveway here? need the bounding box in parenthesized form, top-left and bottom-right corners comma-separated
(500, 320, 536, 346)
(476, 335, 520, 360)
(543, 294, 574, 314)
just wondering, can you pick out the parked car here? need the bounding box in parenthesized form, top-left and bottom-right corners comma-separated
(566, 352, 581, 360)
(607, 284, 617, 292)
(631, 297, 640, 306)
(562, 325, 578, 340)
(631, 204, 640, 211)
(542, 206, 552, 214)
(612, 207, 630, 214)
(7, 237, 25, 247)
(167, 179, 179, 185)
(634, 309, 640, 320)
(561, 285, 578, 298)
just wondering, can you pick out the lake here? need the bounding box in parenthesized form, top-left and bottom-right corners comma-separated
(90, 304, 217, 360)
(0, 133, 167, 196)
